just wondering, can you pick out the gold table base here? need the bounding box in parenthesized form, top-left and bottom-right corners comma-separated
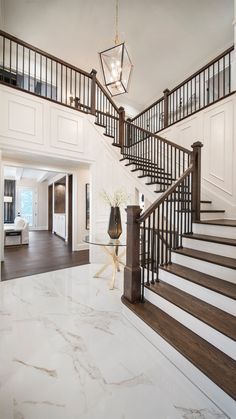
(94, 245, 125, 289)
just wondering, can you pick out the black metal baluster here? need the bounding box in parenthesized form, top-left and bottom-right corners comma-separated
(60, 64, 63, 102)
(34, 51, 36, 93)
(156, 206, 160, 281)
(2, 36, 5, 71)
(46, 57, 48, 98)
(147, 216, 151, 286)
(9, 40, 12, 85)
(23, 46, 25, 89)
(161, 203, 164, 264)
(151, 212, 155, 284)
(55, 61, 58, 101)
(212, 63, 215, 102)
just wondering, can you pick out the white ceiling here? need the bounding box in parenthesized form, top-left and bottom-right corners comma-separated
(4, 166, 60, 182)
(1, 0, 234, 113)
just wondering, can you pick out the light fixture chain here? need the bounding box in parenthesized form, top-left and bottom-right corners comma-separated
(115, 0, 119, 45)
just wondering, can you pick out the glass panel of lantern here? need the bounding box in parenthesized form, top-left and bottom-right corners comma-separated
(99, 43, 133, 96)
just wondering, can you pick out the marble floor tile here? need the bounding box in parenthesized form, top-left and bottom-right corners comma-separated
(0, 264, 227, 419)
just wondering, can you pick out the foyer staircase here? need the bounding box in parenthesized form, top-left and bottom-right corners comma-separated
(122, 220, 236, 416)
(0, 30, 235, 417)
(94, 84, 236, 418)
(93, 117, 236, 417)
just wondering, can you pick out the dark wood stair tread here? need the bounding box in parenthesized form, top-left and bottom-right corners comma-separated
(146, 180, 172, 186)
(183, 233, 236, 247)
(196, 219, 236, 227)
(122, 296, 236, 400)
(104, 132, 114, 139)
(200, 210, 225, 213)
(138, 171, 173, 178)
(145, 281, 236, 340)
(173, 248, 236, 270)
(160, 263, 236, 300)
(95, 121, 106, 128)
(177, 209, 225, 213)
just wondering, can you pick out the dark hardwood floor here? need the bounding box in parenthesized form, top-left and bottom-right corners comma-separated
(1, 231, 89, 281)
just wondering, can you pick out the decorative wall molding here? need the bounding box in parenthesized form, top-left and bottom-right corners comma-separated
(0, 88, 44, 145)
(203, 101, 233, 197)
(8, 101, 36, 136)
(50, 107, 84, 152)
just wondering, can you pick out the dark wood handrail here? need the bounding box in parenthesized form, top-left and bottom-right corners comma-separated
(125, 121, 192, 155)
(138, 164, 193, 223)
(96, 78, 119, 113)
(0, 30, 93, 78)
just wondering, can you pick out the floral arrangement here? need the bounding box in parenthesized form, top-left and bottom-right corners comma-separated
(101, 189, 129, 208)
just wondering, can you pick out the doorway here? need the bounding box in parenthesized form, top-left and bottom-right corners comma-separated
(2, 165, 89, 280)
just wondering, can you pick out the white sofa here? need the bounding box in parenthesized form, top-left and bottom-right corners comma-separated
(4, 217, 29, 246)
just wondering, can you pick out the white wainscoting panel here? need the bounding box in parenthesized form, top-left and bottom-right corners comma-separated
(50, 107, 84, 152)
(0, 89, 44, 145)
(203, 101, 233, 195)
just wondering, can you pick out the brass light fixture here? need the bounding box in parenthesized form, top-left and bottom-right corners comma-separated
(99, 0, 133, 96)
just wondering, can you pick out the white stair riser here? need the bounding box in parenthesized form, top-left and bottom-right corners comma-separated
(200, 203, 212, 211)
(144, 288, 236, 360)
(159, 269, 236, 316)
(182, 237, 236, 259)
(200, 213, 225, 221)
(193, 223, 236, 239)
(171, 252, 236, 284)
(123, 305, 236, 418)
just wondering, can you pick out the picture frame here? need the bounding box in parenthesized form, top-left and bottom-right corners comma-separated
(85, 183, 90, 230)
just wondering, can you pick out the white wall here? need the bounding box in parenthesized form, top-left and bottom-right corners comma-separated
(0, 85, 157, 264)
(2, 83, 235, 264)
(159, 93, 236, 218)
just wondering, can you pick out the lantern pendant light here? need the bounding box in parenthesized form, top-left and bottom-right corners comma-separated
(99, 0, 133, 96)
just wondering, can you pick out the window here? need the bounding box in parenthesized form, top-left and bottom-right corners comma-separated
(18, 188, 34, 227)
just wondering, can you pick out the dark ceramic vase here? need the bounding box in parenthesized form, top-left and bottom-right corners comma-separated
(108, 206, 122, 239)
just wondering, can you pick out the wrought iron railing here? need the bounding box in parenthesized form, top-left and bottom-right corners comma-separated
(0, 30, 121, 144)
(122, 121, 191, 192)
(123, 141, 202, 304)
(131, 46, 234, 133)
(138, 165, 193, 299)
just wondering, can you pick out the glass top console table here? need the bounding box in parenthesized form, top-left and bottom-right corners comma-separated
(84, 235, 126, 289)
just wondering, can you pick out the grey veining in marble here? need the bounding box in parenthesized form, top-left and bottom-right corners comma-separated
(0, 264, 228, 419)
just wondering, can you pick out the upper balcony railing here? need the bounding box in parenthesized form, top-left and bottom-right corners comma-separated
(1, 31, 234, 148)
(130, 45, 234, 133)
(0, 30, 121, 145)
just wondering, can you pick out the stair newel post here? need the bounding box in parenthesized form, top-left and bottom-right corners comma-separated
(123, 206, 142, 303)
(163, 88, 170, 129)
(90, 69, 97, 116)
(191, 141, 203, 222)
(118, 106, 125, 149)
